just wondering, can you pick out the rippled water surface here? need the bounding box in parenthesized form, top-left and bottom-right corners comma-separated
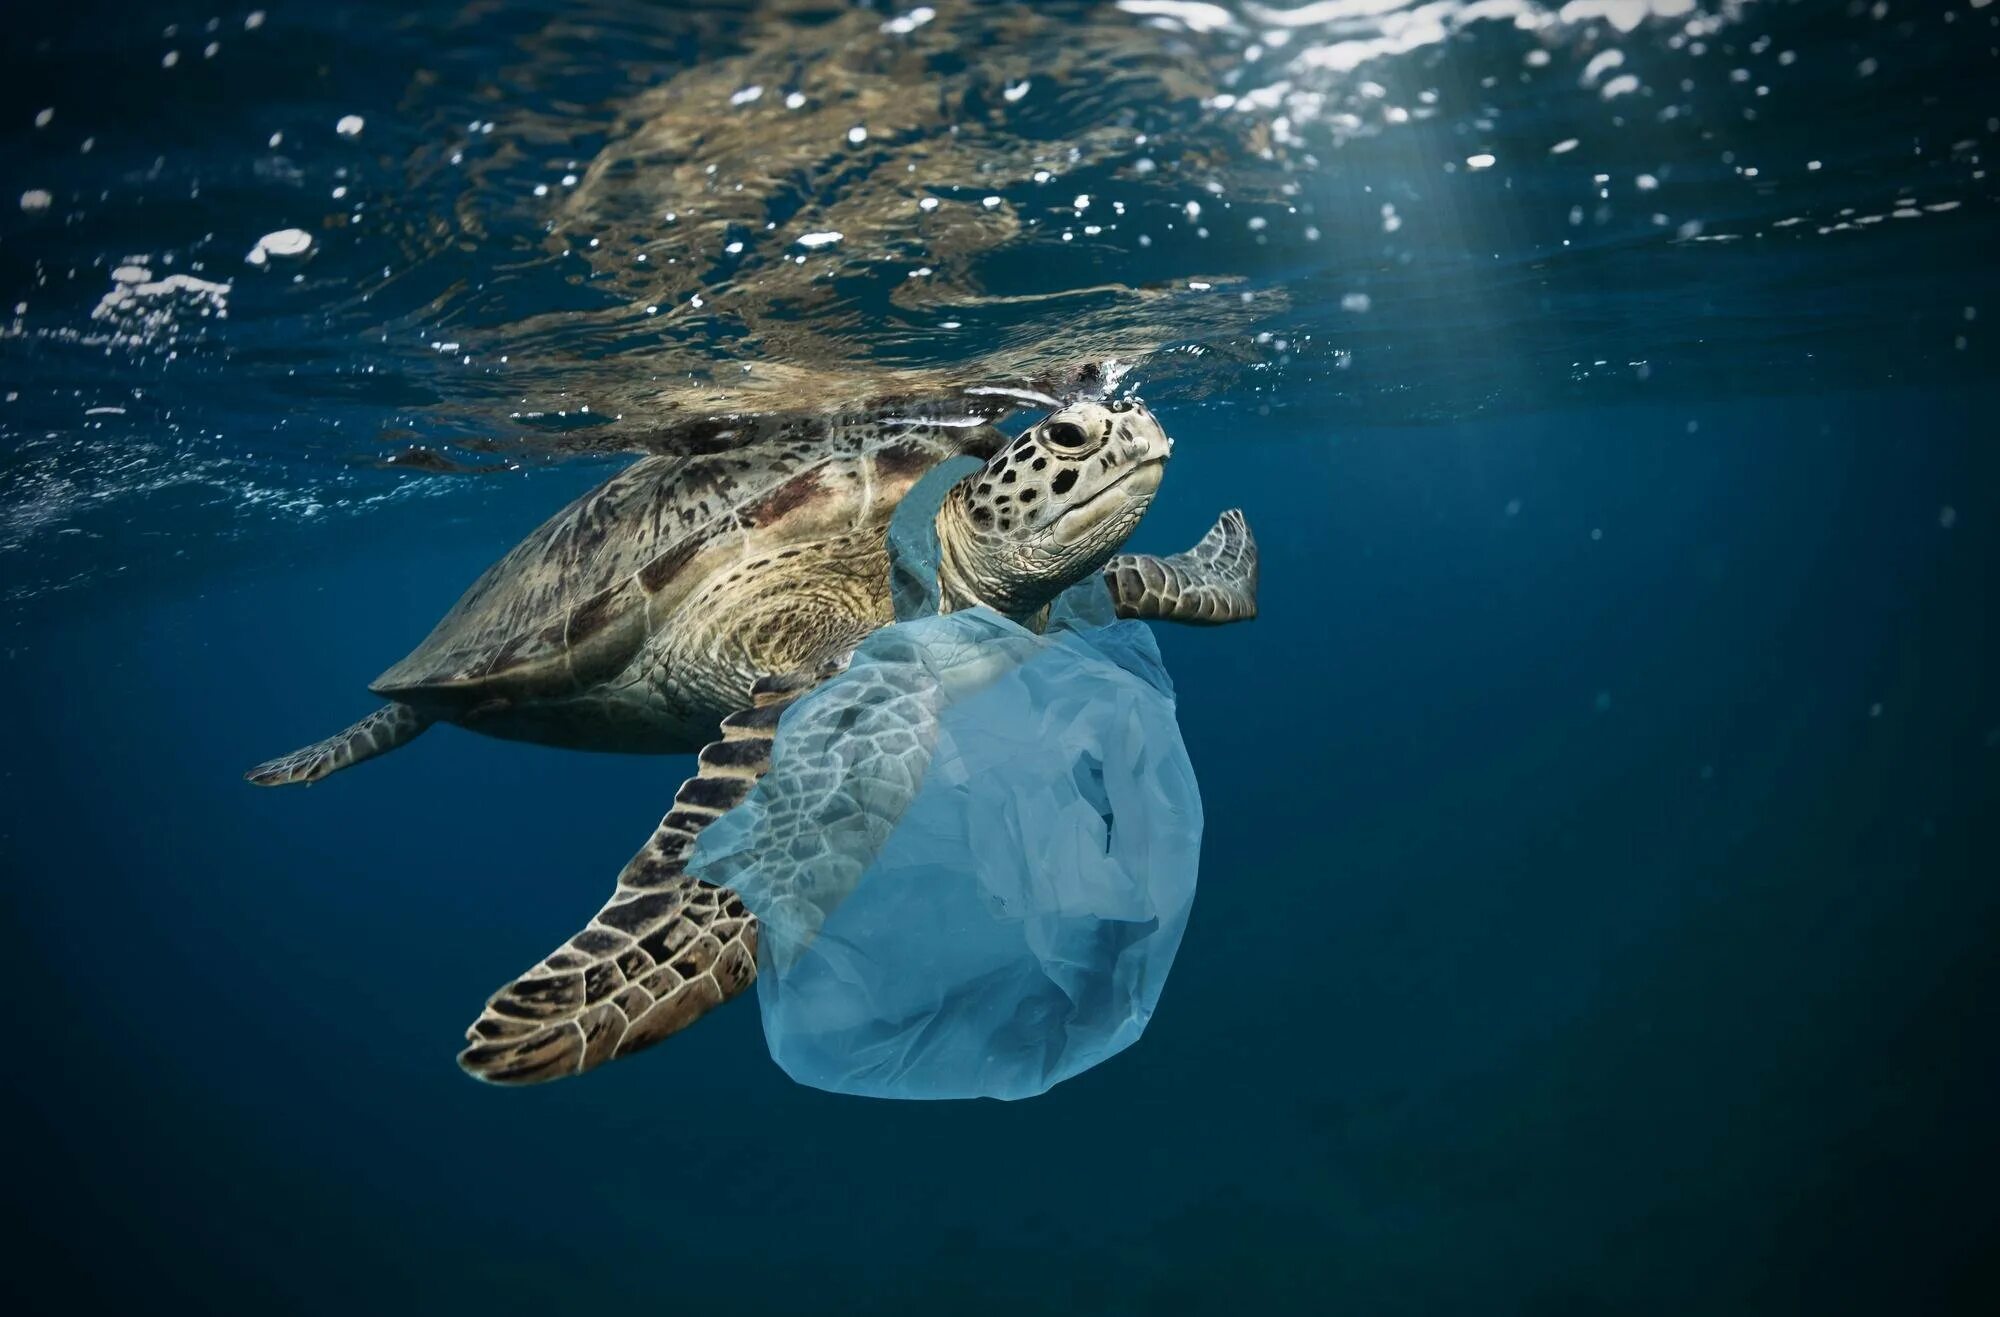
(7, 0, 1992, 596)
(3, 2, 1997, 1313)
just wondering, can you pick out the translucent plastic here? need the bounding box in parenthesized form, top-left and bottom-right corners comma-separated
(689, 458, 1202, 1100)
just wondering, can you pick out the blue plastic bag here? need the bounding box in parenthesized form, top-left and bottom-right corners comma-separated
(689, 458, 1202, 1100)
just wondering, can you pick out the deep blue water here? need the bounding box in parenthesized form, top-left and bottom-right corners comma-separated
(4, 2, 1998, 1313)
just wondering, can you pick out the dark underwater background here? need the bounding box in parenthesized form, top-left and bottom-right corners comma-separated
(3, 2, 1997, 1313)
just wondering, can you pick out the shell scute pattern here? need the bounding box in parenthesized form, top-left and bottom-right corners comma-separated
(371, 424, 996, 703)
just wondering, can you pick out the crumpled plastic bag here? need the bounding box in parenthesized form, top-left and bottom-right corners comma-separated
(688, 456, 1202, 1100)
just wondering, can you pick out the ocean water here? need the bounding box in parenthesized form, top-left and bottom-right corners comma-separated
(3, 1, 1997, 1312)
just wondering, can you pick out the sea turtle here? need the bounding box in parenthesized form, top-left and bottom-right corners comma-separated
(248, 398, 1257, 1083)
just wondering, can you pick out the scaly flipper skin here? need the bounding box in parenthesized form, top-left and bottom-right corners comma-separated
(1102, 508, 1258, 625)
(244, 703, 433, 787)
(455, 673, 817, 1085)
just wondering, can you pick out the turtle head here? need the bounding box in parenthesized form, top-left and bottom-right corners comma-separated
(935, 398, 1171, 619)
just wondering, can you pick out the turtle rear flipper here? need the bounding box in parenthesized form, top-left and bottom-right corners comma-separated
(244, 702, 432, 787)
(1103, 508, 1259, 625)
(455, 674, 809, 1084)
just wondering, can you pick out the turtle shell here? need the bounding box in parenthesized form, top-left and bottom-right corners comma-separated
(370, 421, 1002, 707)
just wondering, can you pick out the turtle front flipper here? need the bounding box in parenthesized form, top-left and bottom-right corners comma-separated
(244, 702, 433, 787)
(1102, 508, 1259, 626)
(455, 673, 815, 1085)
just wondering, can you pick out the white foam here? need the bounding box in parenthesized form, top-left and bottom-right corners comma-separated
(91, 271, 232, 329)
(246, 228, 314, 265)
(796, 231, 844, 248)
(20, 189, 53, 212)
(881, 6, 937, 35)
(1559, 0, 1692, 35)
(336, 114, 365, 138)
(1117, 1, 1237, 35)
(1581, 49, 1625, 87)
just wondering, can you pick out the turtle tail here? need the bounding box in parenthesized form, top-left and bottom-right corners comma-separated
(245, 702, 432, 787)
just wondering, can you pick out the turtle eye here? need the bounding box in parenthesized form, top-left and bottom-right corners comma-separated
(1043, 420, 1090, 449)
